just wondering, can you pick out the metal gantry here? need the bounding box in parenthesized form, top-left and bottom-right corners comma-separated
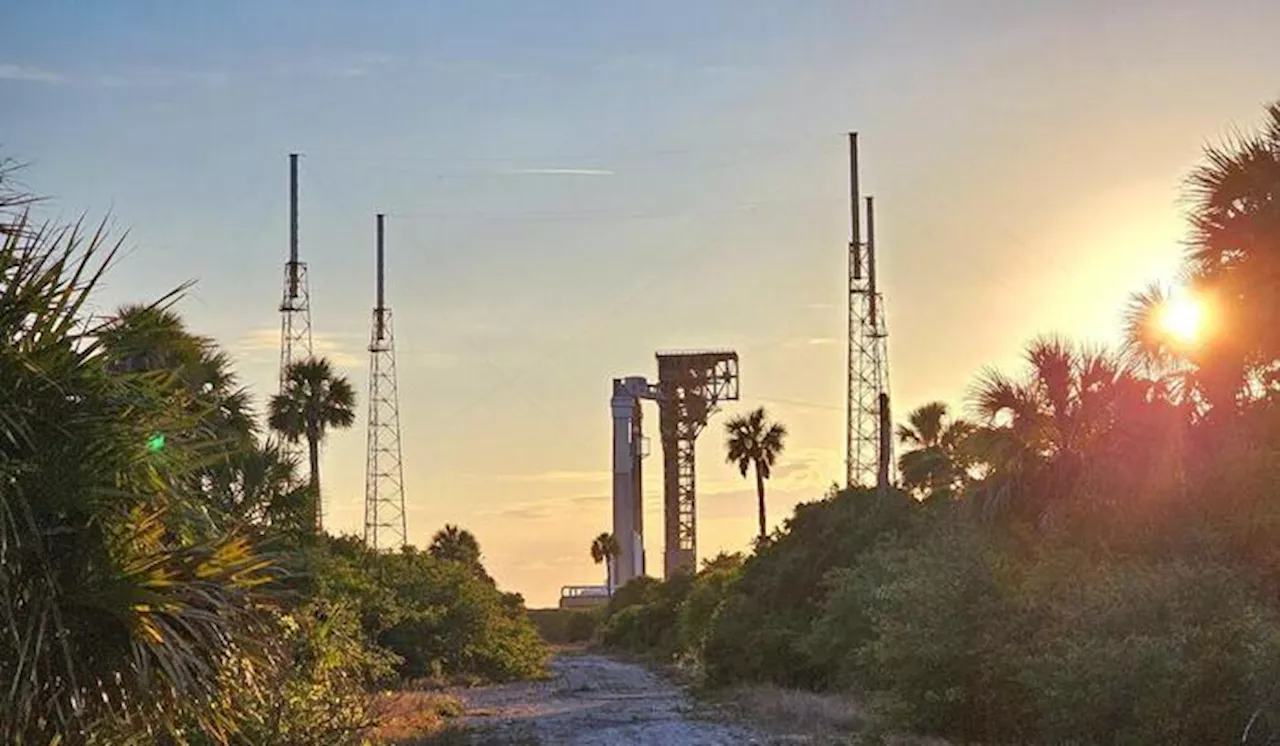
(846, 133, 893, 490)
(656, 351, 739, 577)
(364, 214, 408, 550)
(277, 153, 317, 526)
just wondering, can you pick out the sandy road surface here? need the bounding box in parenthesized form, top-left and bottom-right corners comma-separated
(455, 652, 769, 745)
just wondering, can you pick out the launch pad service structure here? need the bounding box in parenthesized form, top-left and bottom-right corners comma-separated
(610, 351, 738, 589)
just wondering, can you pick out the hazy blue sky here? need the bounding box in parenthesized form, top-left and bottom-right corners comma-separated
(5, 1, 1280, 605)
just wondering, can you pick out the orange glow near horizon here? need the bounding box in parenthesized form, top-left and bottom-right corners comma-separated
(1159, 294, 1205, 346)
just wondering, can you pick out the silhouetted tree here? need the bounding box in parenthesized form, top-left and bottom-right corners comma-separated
(590, 532, 621, 593)
(896, 401, 974, 501)
(429, 524, 483, 567)
(268, 358, 356, 532)
(725, 407, 788, 541)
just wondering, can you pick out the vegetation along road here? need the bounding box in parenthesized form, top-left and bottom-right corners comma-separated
(456, 651, 768, 745)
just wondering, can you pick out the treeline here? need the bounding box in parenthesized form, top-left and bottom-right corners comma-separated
(596, 102, 1280, 744)
(0, 168, 545, 745)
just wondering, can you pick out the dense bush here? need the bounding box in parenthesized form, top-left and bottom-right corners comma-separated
(600, 572, 695, 658)
(527, 608, 600, 644)
(675, 554, 743, 663)
(809, 517, 1026, 741)
(179, 601, 398, 746)
(805, 518, 1280, 744)
(701, 486, 916, 689)
(1015, 557, 1280, 745)
(315, 539, 548, 684)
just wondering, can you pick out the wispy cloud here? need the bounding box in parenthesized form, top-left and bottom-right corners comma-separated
(0, 64, 63, 84)
(94, 68, 232, 89)
(498, 168, 615, 177)
(236, 327, 365, 368)
(806, 337, 837, 346)
(277, 52, 398, 80)
(495, 470, 610, 485)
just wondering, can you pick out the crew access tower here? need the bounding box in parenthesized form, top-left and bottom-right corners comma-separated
(610, 351, 738, 587)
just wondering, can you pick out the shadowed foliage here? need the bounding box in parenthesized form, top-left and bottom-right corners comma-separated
(0, 210, 276, 743)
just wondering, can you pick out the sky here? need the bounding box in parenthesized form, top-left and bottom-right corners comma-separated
(5, 0, 1280, 606)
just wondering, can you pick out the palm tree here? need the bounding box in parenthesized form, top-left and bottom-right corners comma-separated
(205, 439, 309, 527)
(967, 337, 1167, 525)
(896, 401, 974, 500)
(101, 303, 258, 451)
(268, 357, 356, 533)
(0, 208, 272, 741)
(590, 532, 621, 594)
(724, 407, 788, 541)
(1151, 101, 1280, 414)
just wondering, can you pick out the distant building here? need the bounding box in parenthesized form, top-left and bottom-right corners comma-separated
(558, 585, 609, 610)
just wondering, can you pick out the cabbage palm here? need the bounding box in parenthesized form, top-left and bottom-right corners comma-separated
(590, 532, 621, 594)
(967, 337, 1153, 524)
(268, 358, 356, 533)
(205, 438, 310, 530)
(101, 304, 256, 444)
(0, 210, 273, 742)
(1169, 101, 1280, 412)
(896, 401, 974, 500)
(724, 407, 788, 541)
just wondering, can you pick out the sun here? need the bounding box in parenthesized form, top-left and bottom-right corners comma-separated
(1159, 294, 1204, 345)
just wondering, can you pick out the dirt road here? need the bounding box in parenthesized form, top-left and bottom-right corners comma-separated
(455, 652, 768, 745)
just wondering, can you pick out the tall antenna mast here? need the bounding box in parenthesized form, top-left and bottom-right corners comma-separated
(278, 153, 317, 526)
(364, 213, 408, 550)
(846, 134, 893, 490)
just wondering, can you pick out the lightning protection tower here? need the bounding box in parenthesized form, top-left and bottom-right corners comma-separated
(364, 214, 408, 550)
(279, 154, 314, 386)
(845, 133, 893, 491)
(278, 153, 317, 523)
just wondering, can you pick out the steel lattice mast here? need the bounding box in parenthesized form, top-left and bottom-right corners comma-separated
(655, 351, 738, 577)
(364, 213, 408, 550)
(277, 153, 318, 525)
(845, 133, 893, 490)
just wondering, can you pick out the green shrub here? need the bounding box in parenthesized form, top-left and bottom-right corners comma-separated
(1016, 558, 1280, 745)
(599, 572, 694, 658)
(313, 539, 548, 684)
(814, 518, 1026, 742)
(527, 608, 600, 644)
(702, 486, 917, 689)
(174, 601, 398, 746)
(676, 559, 742, 662)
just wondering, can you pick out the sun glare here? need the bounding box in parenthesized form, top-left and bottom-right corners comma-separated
(1159, 295, 1204, 345)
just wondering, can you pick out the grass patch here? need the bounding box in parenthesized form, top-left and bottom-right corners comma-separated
(716, 683, 866, 742)
(369, 690, 464, 743)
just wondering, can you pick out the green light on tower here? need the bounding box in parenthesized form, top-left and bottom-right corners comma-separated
(146, 433, 166, 452)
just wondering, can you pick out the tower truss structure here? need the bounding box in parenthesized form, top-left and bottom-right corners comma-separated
(278, 153, 317, 525)
(363, 214, 408, 550)
(656, 351, 739, 577)
(846, 133, 893, 490)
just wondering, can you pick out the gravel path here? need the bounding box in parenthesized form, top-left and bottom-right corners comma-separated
(455, 652, 769, 745)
